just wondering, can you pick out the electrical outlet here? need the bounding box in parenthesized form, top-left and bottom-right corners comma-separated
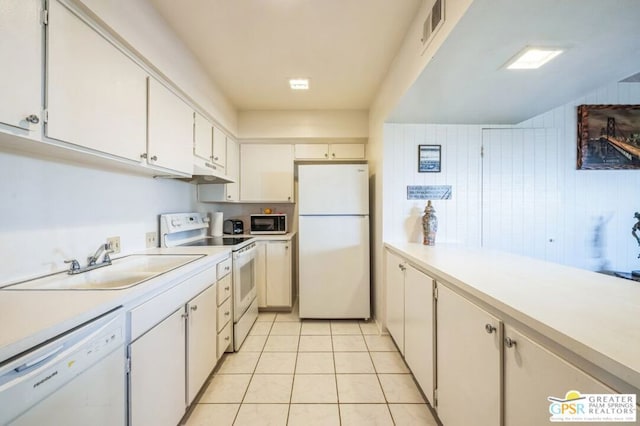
(145, 232, 158, 248)
(107, 236, 121, 254)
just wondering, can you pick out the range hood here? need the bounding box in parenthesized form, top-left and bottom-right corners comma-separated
(180, 156, 235, 184)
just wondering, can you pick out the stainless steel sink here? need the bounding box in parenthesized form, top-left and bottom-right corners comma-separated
(2, 254, 203, 290)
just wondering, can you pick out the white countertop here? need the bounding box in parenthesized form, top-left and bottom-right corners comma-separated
(0, 246, 231, 362)
(385, 242, 640, 391)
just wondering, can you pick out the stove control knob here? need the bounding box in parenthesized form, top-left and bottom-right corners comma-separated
(171, 219, 180, 227)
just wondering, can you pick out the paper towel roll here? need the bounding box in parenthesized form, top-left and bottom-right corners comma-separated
(212, 212, 224, 237)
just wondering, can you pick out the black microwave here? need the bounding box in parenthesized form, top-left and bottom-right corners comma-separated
(250, 214, 287, 234)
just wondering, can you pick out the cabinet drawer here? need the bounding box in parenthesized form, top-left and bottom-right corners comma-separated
(217, 257, 232, 279)
(217, 321, 232, 359)
(217, 274, 232, 305)
(217, 297, 232, 332)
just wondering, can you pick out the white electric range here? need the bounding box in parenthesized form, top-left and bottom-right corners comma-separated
(160, 213, 258, 351)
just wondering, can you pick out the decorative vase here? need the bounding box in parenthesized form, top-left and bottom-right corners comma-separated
(422, 200, 438, 246)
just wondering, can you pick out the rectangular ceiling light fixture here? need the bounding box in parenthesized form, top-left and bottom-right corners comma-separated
(506, 47, 563, 70)
(289, 78, 309, 90)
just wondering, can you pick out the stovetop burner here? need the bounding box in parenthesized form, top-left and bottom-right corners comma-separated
(180, 236, 254, 247)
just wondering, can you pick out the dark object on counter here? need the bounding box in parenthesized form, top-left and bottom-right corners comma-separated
(223, 219, 244, 235)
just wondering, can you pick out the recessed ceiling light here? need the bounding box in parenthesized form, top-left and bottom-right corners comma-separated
(289, 78, 309, 90)
(506, 47, 564, 70)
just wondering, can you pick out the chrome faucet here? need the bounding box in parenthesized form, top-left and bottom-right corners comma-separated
(88, 243, 113, 266)
(65, 242, 114, 275)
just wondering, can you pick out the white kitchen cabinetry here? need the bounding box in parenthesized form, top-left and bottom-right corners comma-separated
(256, 240, 293, 309)
(0, 0, 42, 131)
(216, 257, 233, 358)
(147, 77, 193, 175)
(130, 307, 186, 426)
(504, 326, 619, 426)
(241, 144, 294, 202)
(186, 284, 218, 405)
(294, 143, 365, 160)
(404, 266, 435, 404)
(194, 112, 212, 162)
(212, 126, 227, 170)
(385, 250, 406, 354)
(437, 284, 502, 426)
(266, 241, 292, 307)
(46, 0, 147, 162)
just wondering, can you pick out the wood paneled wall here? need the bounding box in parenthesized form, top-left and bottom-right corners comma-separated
(384, 81, 640, 272)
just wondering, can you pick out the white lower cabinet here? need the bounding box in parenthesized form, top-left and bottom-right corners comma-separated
(504, 325, 620, 426)
(404, 266, 435, 405)
(129, 308, 186, 426)
(256, 240, 293, 309)
(186, 284, 218, 405)
(385, 250, 405, 355)
(436, 284, 502, 426)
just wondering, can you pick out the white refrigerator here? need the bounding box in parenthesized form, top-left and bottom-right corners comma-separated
(298, 164, 370, 319)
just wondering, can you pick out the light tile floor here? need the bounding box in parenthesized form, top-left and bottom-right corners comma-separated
(184, 308, 438, 426)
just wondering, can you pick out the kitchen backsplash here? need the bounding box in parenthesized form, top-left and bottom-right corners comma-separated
(196, 202, 297, 234)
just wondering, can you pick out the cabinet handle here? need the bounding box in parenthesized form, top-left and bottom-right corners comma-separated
(225, 336, 230, 341)
(288, 196, 291, 201)
(485, 324, 496, 334)
(214, 156, 219, 161)
(398, 264, 406, 271)
(225, 286, 230, 291)
(25, 114, 39, 124)
(225, 266, 230, 271)
(227, 195, 231, 199)
(332, 152, 336, 158)
(225, 311, 230, 316)
(140, 153, 147, 159)
(150, 155, 158, 161)
(324, 153, 328, 158)
(181, 313, 189, 319)
(190, 305, 198, 311)
(504, 337, 517, 348)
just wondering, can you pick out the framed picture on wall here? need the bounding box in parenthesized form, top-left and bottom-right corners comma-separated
(577, 104, 640, 170)
(418, 144, 441, 172)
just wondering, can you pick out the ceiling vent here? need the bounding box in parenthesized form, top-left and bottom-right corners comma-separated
(421, 0, 444, 53)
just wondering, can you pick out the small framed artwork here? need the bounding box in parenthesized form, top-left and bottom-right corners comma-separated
(418, 144, 441, 173)
(577, 104, 640, 170)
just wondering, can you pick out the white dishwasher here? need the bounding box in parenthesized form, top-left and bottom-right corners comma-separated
(0, 308, 126, 425)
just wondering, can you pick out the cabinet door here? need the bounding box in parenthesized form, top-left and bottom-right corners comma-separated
(266, 241, 292, 307)
(187, 284, 218, 405)
(504, 326, 623, 426)
(437, 285, 501, 426)
(0, 0, 42, 131)
(130, 308, 186, 426)
(194, 112, 212, 161)
(46, 0, 147, 161)
(294, 144, 329, 160)
(225, 136, 239, 201)
(255, 241, 267, 308)
(240, 144, 294, 202)
(330, 144, 365, 160)
(147, 78, 193, 174)
(212, 126, 226, 168)
(385, 250, 405, 355)
(404, 266, 435, 404)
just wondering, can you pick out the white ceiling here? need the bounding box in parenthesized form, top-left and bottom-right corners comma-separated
(148, 0, 422, 110)
(389, 0, 640, 124)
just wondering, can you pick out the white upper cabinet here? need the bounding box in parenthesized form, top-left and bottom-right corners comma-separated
(225, 136, 239, 201)
(147, 78, 193, 175)
(294, 143, 365, 160)
(212, 126, 227, 169)
(240, 144, 294, 202)
(46, 0, 147, 162)
(194, 111, 212, 162)
(0, 0, 42, 131)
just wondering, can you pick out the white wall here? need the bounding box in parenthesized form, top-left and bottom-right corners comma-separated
(0, 151, 195, 285)
(238, 110, 368, 140)
(384, 81, 640, 273)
